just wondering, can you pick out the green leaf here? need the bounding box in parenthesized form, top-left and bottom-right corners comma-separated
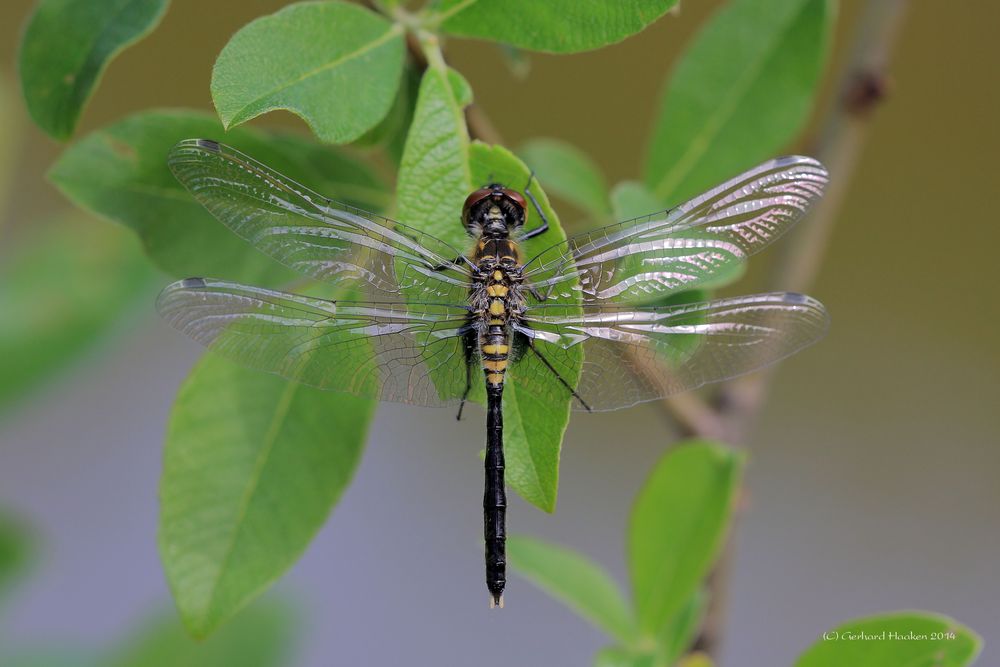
(644, 0, 834, 203)
(520, 138, 610, 222)
(108, 603, 295, 667)
(594, 647, 655, 667)
(0, 511, 34, 602)
(0, 216, 155, 413)
(659, 590, 707, 666)
(795, 612, 982, 667)
(211, 1, 405, 144)
(507, 535, 637, 644)
(159, 353, 374, 638)
(17, 0, 169, 140)
(611, 181, 746, 291)
(49, 109, 387, 285)
(628, 440, 742, 635)
(469, 143, 580, 513)
(432, 0, 678, 54)
(395, 66, 473, 248)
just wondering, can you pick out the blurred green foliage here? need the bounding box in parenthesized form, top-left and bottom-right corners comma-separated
(509, 440, 740, 667)
(2, 599, 296, 667)
(18, 0, 169, 140)
(49, 110, 387, 285)
(0, 511, 34, 604)
(0, 215, 155, 412)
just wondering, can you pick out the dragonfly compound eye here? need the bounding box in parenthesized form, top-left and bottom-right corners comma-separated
(462, 187, 494, 230)
(500, 188, 527, 226)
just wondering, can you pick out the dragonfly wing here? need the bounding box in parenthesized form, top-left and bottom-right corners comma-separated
(168, 139, 473, 301)
(514, 292, 829, 411)
(158, 278, 475, 407)
(524, 156, 828, 304)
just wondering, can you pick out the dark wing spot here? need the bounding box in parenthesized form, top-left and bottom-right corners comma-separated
(180, 277, 207, 289)
(784, 292, 809, 304)
(196, 139, 221, 151)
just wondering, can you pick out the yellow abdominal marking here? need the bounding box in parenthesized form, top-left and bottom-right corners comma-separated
(481, 344, 509, 355)
(486, 372, 504, 384)
(486, 284, 509, 297)
(488, 318, 503, 326)
(489, 300, 505, 316)
(484, 359, 508, 372)
(492, 270, 503, 281)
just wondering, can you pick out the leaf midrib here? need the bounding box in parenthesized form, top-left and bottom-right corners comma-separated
(203, 378, 300, 623)
(224, 23, 404, 126)
(652, 1, 810, 201)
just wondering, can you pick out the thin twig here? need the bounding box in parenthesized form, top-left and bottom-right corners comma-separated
(465, 104, 505, 145)
(691, 0, 910, 659)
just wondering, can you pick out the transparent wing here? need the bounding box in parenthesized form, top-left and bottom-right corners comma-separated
(523, 156, 828, 304)
(168, 139, 473, 301)
(157, 278, 475, 407)
(513, 292, 829, 411)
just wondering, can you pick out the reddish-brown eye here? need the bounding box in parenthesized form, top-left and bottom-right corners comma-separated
(462, 187, 493, 222)
(502, 188, 527, 212)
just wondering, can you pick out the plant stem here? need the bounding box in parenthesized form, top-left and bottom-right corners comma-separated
(688, 0, 910, 659)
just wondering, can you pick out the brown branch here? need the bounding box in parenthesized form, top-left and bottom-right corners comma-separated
(691, 0, 911, 659)
(465, 104, 505, 145)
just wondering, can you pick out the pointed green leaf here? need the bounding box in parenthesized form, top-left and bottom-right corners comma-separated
(17, 0, 169, 140)
(211, 1, 405, 144)
(159, 354, 374, 637)
(0, 216, 155, 413)
(469, 143, 579, 513)
(629, 440, 742, 634)
(659, 590, 707, 666)
(644, 0, 834, 203)
(508, 535, 637, 644)
(396, 66, 473, 248)
(795, 612, 982, 667)
(433, 0, 678, 54)
(49, 109, 387, 285)
(594, 646, 655, 667)
(108, 603, 295, 667)
(520, 138, 610, 222)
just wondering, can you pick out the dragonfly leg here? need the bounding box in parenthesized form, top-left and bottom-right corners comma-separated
(527, 340, 592, 412)
(521, 173, 550, 240)
(432, 255, 477, 272)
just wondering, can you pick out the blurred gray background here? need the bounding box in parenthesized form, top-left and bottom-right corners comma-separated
(1, 1, 998, 665)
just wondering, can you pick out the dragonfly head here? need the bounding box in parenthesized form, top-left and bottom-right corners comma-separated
(462, 184, 527, 237)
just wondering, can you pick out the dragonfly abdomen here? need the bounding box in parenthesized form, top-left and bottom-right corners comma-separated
(480, 269, 513, 388)
(477, 267, 515, 607)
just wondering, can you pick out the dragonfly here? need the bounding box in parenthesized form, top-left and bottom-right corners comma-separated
(158, 139, 830, 608)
